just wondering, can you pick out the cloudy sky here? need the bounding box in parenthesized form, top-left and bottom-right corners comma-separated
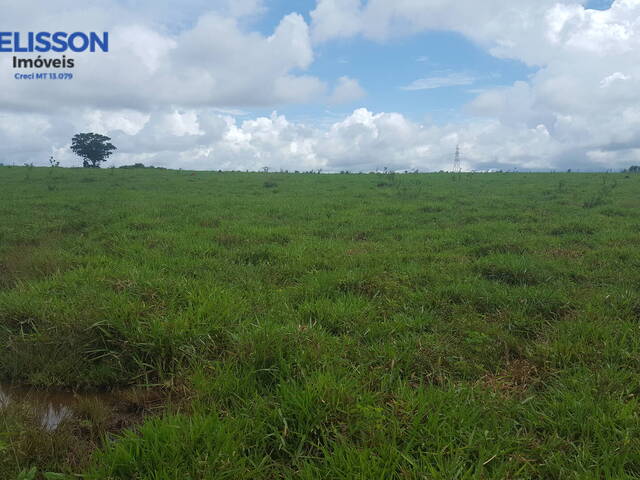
(1, 0, 638, 171)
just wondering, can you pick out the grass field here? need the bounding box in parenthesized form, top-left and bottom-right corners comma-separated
(1, 166, 639, 479)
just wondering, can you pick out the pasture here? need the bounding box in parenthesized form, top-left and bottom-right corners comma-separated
(1, 167, 639, 479)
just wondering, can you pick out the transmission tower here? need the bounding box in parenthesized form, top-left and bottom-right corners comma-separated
(453, 144, 461, 173)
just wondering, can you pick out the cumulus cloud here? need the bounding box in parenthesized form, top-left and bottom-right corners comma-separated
(464, 1, 640, 161)
(1, 0, 640, 171)
(0, 3, 323, 111)
(310, 0, 364, 43)
(310, 0, 567, 60)
(328, 76, 366, 104)
(309, 0, 640, 170)
(4, 106, 614, 173)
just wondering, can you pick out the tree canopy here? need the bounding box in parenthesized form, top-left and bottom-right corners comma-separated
(70, 133, 117, 168)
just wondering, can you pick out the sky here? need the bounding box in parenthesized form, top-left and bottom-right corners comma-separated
(0, 0, 638, 172)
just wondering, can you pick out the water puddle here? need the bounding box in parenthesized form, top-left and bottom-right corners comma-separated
(0, 383, 106, 431)
(0, 383, 167, 432)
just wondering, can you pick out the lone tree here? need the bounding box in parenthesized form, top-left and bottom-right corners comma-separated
(70, 133, 116, 168)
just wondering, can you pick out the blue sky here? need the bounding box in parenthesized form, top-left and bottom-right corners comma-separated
(586, 0, 615, 8)
(1, 0, 638, 172)
(291, 32, 535, 125)
(240, 0, 614, 126)
(247, 2, 537, 124)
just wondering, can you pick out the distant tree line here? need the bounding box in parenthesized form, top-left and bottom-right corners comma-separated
(118, 163, 165, 169)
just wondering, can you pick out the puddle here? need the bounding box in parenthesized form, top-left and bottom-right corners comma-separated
(0, 383, 168, 432)
(0, 383, 104, 431)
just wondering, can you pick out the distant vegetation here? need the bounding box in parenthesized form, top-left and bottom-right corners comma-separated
(1, 168, 639, 479)
(118, 163, 163, 169)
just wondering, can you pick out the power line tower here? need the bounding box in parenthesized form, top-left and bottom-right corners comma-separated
(453, 144, 461, 173)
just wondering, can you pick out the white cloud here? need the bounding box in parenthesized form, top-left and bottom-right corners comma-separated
(310, 0, 364, 43)
(0, 6, 323, 111)
(600, 72, 631, 88)
(466, 1, 640, 156)
(0, 106, 611, 173)
(401, 73, 477, 91)
(328, 76, 366, 104)
(311, 0, 640, 169)
(226, 0, 265, 18)
(1, 0, 640, 171)
(311, 0, 568, 63)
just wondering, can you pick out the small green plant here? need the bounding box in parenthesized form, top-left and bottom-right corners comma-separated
(583, 180, 617, 208)
(47, 156, 61, 185)
(23, 162, 34, 180)
(16, 467, 37, 480)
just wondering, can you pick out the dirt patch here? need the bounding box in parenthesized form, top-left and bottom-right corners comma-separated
(479, 359, 543, 397)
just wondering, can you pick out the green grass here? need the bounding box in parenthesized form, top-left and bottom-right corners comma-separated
(1, 167, 639, 478)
